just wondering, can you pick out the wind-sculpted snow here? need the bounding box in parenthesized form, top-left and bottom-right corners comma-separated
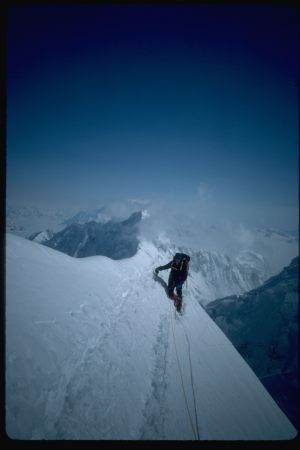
(206, 257, 299, 429)
(6, 234, 296, 439)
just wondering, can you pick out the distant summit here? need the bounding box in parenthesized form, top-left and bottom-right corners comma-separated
(61, 208, 110, 226)
(44, 211, 142, 259)
(62, 199, 150, 226)
(29, 229, 55, 243)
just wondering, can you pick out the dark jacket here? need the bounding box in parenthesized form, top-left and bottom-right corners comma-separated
(156, 259, 189, 283)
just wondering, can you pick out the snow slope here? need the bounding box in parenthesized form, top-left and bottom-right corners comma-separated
(5, 234, 296, 440)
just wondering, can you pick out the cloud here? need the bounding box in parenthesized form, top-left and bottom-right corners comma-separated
(236, 224, 256, 248)
(139, 195, 298, 275)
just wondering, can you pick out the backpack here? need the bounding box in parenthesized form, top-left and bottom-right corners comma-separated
(171, 253, 190, 273)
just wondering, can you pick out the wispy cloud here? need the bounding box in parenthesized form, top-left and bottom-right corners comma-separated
(139, 195, 298, 275)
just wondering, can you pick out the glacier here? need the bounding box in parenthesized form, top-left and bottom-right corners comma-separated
(5, 233, 297, 440)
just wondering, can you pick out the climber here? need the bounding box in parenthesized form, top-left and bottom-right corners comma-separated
(155, 253, 190, 312)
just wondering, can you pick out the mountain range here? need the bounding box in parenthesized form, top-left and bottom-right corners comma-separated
(152, 241, 269, 306)
(6, 205, 66, 237)
(28, 212, 270, 304)
(61, 199, 149, 226)
(205, 256, 299, 429)
(7, 202, 298, 279)
(42, 211, 142, 259)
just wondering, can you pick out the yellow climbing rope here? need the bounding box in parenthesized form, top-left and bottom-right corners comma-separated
(169, 300, 198, 440)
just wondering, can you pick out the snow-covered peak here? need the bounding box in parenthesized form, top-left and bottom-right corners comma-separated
(62, 208, 111, 226)
(6, 234, 296, 439)
(44, 211, 142, 259)
(28, 229, 55, 243)
(62, 199, 151, 226)
(148, 242, 269, 305)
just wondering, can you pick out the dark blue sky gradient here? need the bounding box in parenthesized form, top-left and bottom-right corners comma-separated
(7, 4, 298, 228)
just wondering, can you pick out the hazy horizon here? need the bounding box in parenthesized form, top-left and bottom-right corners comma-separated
(6, 4, 299, 232)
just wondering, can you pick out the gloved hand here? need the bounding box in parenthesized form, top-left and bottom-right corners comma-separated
(155, 268, 159, 274)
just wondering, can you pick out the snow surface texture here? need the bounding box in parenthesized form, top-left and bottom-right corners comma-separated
(6, 234, 296, 440)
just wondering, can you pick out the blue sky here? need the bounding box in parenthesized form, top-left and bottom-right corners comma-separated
(6, 4, 298, 230)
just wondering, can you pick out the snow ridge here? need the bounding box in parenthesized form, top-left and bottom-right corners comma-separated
(6, 234, 297, 439)
(139, 314, 170, 439)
